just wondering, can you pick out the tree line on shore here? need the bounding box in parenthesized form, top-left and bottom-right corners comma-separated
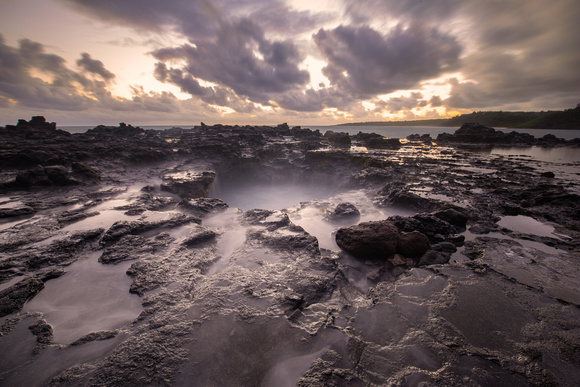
(336, 104, 580, 129)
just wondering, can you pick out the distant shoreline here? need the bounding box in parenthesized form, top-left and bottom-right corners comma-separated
(333, 105, 580, 130)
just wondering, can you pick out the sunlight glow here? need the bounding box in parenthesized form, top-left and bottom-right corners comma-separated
(301, 56, 329, 89)
(361, 101, 376, 111)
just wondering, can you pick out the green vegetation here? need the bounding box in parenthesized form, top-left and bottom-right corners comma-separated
(335, 104, 580, 129)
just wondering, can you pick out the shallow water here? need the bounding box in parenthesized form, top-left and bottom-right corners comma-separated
(22, 252, 142, 344)
(210, 181, 346, 211)
(498, 215, 557, 238)
(487, 146, 580, 163)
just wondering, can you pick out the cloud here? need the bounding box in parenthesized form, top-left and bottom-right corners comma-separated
(0, 35, 91, 110)
(0, 35, 191, 116)
(61, 0, 222, 37)
(344, 0, 458, 25)
(373, 92, 425, 113)
(313, 23, 462, 98)
(151, 18, 310, 108)
(77, 53, 115, 82)
(8, 0, 579, 123)
(429, 95, 443, 107)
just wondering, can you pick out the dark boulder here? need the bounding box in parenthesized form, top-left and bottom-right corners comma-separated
(397, 230, 431, 258)
(432, 208, 469, 228)
(354, 132, 401, 149)
(540, 171, 555, 178)
(389, 213, 459, 243)
(335, 220, 399, 260)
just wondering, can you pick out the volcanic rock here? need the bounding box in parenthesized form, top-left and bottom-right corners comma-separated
(0, 206, 35, 219)
(354, 132, 401, 149)
(397, 230, 431, 258)
(325, 202, 361, 222)
(243, 209, 290, 230)
(324, 131, 351, 147)
(389, 213, 460, 243)
(0, 277, 44, 317)
(432, 208, 469, 228)
(161, 171, 216, 199)
(335, 220, 399, 260)
(182, 227, 218, 247)
(418, 250, 451, 266)
(179, 198, 229, 217)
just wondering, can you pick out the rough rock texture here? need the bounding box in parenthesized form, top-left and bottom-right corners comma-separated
(0, 118, 579, 386)
(178, 197, 228, 217)
(335, 220, 399, 260)
(397, 230, 431, 258)
(325, 202, 361, 222)
(161, 171, 217, 199)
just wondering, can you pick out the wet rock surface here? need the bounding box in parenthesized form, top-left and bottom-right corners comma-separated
(0, 117, 579, 385)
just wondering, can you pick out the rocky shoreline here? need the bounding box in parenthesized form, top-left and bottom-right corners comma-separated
(1, 117, 579, 385)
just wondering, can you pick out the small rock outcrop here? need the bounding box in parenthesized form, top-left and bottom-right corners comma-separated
(335, 220, 400, 260)
(325, 202, 361, 222)
(161, 171, 216, 199)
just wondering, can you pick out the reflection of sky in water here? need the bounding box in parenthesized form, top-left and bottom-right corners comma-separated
(23, 252, 142, 344)
(489, 146, 580, 163)
(210, 182, 345, 211)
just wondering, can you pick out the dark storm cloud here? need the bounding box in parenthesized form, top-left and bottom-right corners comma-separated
(151, 18, 310, 106)
(344, 0, 459, 24)
(313, 24, 461, 98)
(345, 0, 580, 111)
(61, 0, 221, 37)
(77, 53, 115, 82)
(442, 1, 580, 110)
(429, 95, 443, 108)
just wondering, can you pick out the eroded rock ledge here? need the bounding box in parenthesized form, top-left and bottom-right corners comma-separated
(0, 117, 579, 386)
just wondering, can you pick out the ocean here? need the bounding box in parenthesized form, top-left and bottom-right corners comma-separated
(61, 124, 580, 141)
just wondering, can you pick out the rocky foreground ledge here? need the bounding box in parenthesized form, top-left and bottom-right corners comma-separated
(1, 117, 580, 385)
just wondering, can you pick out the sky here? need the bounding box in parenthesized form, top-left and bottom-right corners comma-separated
(0, 0, 579, 126)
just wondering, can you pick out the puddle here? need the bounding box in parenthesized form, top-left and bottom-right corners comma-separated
(490, 147, 580, 163)
(210, 180, 346, 211)
(22, 252, 142, 345)
(498, 215, 558, 238)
